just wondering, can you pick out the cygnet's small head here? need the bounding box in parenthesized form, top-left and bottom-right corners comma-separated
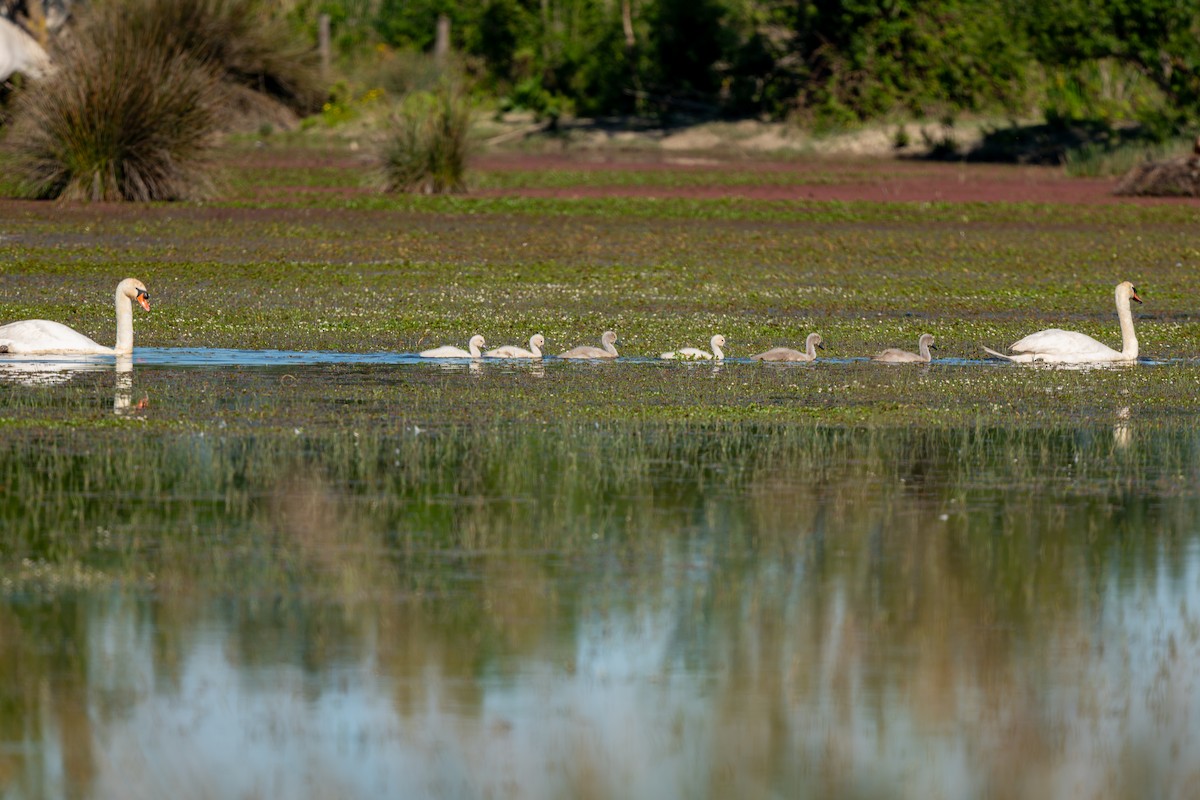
(1118, 281, 1143, 304)
(919, 333, 936, 348)
(602, 330, 617, 345)
(808, 333, 824, 349)
(532, 334, 545, 349)
(470, 334, 486, 349)
(120, 278, 151, 311)
(712, 334, 726, 348)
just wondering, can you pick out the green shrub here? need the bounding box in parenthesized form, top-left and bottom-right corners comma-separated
(500, 77, 569, 121)
(380, 85, 471, 194)
(4, 4, 226, 201)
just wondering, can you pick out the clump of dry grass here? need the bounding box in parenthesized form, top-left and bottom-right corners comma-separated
(4, 4, 226, 201)
(380, 84, 471, 195)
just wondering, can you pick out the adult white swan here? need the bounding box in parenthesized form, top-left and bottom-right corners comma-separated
(984, 281, 1142, 364)
(558, 330, 618, 359)
(873, 333, 935, 364)
(752, 333, 823, 362)
(0, 278, 150, 355)
(485, 333, 544, 359)
(661, 334, 725, 361)
(420, 334, 486, 358)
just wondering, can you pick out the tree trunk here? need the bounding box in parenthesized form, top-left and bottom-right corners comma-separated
(434, 13, 451, 64)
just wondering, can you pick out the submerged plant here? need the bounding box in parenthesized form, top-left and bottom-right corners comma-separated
(4, 4, 226, 201)
(380, 84, 471, 195)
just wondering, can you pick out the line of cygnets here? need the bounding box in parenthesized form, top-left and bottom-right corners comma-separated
(423, 330, 932, 364)
(427, 281, 1143, 366)
(0, 280, 1142, 367)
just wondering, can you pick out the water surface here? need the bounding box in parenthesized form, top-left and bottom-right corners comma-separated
(1, 355, 1198, 799)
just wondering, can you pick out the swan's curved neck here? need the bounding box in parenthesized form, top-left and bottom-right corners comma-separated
(711, 340, 724, 360)
(469, 341, 482, 358)
(529, 338, 542, 357)
(1116, 289, 1138, 358)
(806, 337, 818, 359)
(918, 339, 932, 361)
(603, 338, 618, 356)
(113, 288, 134, 354)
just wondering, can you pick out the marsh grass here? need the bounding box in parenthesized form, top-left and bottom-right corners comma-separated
(0, 420, 1194, 595)
(0, 418, 1194, 799)
(380, 85, 471, 194)
(3, 150, 1200, 404)
(4, 4, 226, 201)
(1, 146, 1199, 799)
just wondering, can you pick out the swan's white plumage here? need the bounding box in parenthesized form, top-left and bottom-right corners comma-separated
(873, 333, 935, 364)
(984, 281, 1142, 364)
(753, 333, 822, 362)
(485, 333, 544, 359)
(0, 278, 149, 355)
(558, 330, 618, 359)
(420, 334, 486, 358)
(662, 334, 725, 361)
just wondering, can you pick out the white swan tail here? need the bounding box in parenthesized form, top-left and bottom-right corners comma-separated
(983, 346, 1014, 361)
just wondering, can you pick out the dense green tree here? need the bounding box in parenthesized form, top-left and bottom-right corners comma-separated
(374, 0, 457, 51)
(781, 0, 1032, 123)
(298, 0, 1197, 126)
(647, 0, 727, 100)
(1013, 0, 1200, 127)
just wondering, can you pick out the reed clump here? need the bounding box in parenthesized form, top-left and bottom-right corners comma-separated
(5, 3, 226, 201)
(380, 84, 471, 195)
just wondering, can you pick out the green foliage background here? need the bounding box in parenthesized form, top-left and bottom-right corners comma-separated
(291, 0, 1196, 128)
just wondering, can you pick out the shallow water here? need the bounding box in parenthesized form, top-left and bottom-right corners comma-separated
(0, 345, 1179, 368)
(1, 354, 1199, 799)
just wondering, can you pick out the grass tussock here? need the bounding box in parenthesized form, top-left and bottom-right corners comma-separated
(380, 84, 471, 194)
(5, 4, 226, 201)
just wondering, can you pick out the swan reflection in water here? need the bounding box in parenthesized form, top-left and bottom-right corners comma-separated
(112, 355, 149, 415)
(1114, 405, 1132, 449)
(0, 354, 148, 415)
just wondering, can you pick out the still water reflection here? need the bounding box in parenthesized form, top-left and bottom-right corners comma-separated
(0, 355, 146, 416)
(1, 378, 1198, 798)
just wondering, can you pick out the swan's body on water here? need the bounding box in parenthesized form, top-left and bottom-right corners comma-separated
(0, 278, 150, 355)
(873, 333, 935, 364)
(662, 334, 725, 361)
(485, 334, 544, 359)
(558, 331, 618, 359)
(752, 333, 822, 362)
(420, 334, 486, 358)
(984, 281, 1142, 364)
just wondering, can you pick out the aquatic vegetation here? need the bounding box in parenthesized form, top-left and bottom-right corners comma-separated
(2, 151, 1199, 799)
(0, 415, 1198, 797)
(3, 176, 1199, 363)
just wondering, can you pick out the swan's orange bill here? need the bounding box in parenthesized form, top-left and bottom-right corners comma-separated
(1131, 288, 1143, 304)
(137, 296, 151, 311)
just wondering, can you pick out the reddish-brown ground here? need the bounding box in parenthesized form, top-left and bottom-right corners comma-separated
(7, 149, 1198, 209)
(470, 153, 1200, 206)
